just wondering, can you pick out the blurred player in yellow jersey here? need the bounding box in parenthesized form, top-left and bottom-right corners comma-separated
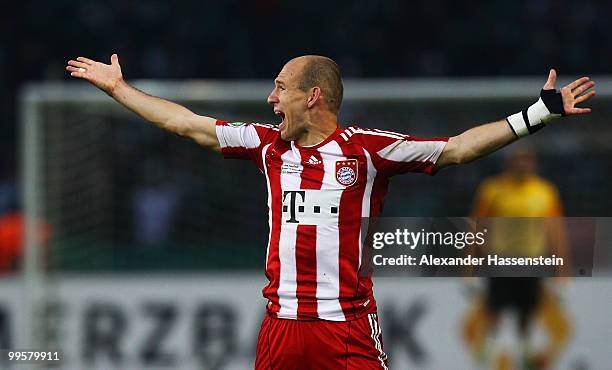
(463, 147, 572, 370)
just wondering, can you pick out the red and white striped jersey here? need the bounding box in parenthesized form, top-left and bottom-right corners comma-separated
(216, 121, 448, 321)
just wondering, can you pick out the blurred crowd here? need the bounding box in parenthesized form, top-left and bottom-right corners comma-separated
(1, 0, 611, 271)
(2, 0, 611, 189)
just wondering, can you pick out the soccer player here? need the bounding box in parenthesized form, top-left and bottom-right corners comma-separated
(66, 54, 595, 369)
(463, 148, 572, 370)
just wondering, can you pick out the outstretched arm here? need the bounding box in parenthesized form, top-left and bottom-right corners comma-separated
(436, 69, 596, 169)
(66, 54, 220, 151)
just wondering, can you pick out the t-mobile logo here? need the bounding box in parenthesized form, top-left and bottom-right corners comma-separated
(282, 190, 339, 224)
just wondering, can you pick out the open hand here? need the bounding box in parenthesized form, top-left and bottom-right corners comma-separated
(66, 54, 123, 95)
(542, 69, 596, 115)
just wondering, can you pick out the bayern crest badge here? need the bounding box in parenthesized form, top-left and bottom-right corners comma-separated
(335, 159, 358, 186)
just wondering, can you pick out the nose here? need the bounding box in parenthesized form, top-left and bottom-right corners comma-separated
(267, 88, 278, 105)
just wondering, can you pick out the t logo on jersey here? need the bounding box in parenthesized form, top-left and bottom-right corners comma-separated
(283, 191, 306, 223)
(335, 159, 358, 186)
(282, 190, 341, 225)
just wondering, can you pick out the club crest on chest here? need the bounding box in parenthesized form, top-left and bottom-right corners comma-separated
(335, 159, 358, 186)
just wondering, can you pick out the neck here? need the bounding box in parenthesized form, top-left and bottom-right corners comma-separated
(295, 111, 339, 146)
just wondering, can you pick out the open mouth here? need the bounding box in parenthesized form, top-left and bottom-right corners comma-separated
(274, 109, 286, 131)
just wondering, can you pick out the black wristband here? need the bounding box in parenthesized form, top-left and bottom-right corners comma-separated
(540, 89, 566, 117)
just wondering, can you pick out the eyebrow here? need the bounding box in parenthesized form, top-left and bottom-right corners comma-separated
(274, 79, 285, 86)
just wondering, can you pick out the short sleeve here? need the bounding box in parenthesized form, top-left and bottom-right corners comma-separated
(215, 120, 279, 170)
(353, 128, 447, 176)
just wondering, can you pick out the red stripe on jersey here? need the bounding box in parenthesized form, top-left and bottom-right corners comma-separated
(295, 224, 318, 319)
(299, 150, 324, 190)
(219, 145, 250, 159)
(368, 176, 390, 219)
(251, 125, 280, 170)
(337, 140, 368, 320)
(353, 174, 390, 305)
(262, 143, 290, 316)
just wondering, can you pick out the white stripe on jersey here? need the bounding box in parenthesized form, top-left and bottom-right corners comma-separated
(373, 128, 408, 138)
(359, 148, 376, 268)
(319, 140, 345, 189)
(377, 138, 446, 163)
(315, 140, 346, 320)
(261, 143, 273, 271)
(215, 123, 261, 149)
(277, 148, 302, 319)
(344, 128, 405, 140)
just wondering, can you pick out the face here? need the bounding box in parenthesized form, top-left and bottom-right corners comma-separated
(267, 60, 310, 141)
(506, 150, 537, 177)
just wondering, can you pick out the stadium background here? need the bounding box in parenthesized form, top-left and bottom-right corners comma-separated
(1, 1, 611, 369)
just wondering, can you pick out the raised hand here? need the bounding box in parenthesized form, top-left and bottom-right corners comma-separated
(66, 54, 123, 95)
(542, 69, 596, 115)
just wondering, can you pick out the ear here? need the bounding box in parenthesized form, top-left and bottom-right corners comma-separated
(307, 86, 322, 109)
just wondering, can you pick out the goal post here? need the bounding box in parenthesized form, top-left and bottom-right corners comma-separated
(18, 77, 612, 352)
